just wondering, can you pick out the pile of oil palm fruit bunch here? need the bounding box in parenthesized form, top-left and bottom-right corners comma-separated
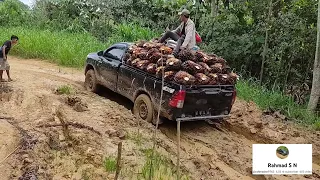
(124, 40, 238, 86)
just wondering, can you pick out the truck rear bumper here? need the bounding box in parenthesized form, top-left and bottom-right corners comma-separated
(176, 114, 230, 122)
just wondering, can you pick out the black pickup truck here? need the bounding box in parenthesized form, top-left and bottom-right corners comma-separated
(84, 42, 237, 124)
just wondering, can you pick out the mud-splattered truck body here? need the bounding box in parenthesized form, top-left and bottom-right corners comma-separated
(84, 42, 237, 123)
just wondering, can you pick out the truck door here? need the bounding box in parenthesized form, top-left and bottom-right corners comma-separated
(99, 46, 125, 91)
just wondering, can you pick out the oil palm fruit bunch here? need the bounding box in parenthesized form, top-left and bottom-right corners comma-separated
(195, 73, 210, 85)
(126, 58, 132, 65)
(128, 45, 138, 54)
(165, 58, 182, 71)
(160, 46, 173, 55)
(131, 48, 143, 59)
(164, 71, 177, 81)
(215, 57, 226, 64)
(222, 65, 231, 74)
(123, 53, 131, 63)
(143, 42, 156, 49)
(174, 71, 196, 85)
(218, 74, 230, 85)
(149, 52, 162, 63)
(210, 63, 223, 73)
(208, 73, 219, 85)
(137, 50, 148, 59)
(155, 43, 164, 49)
(131, 58, 141, 67)
(202, 56, 218, 65)
(146, 63, 157, 74)
(136, 60, 150, 71)
(147, 48, 159, 55)
(198, 62, 211, 75)
(182, 60, 204, 75)
(195, 51, 208, 62)
(178, 49, 195, 62)
(136, 40, 147, 47)
(130, 47, 143, 59)
(228, 72, 238, 84)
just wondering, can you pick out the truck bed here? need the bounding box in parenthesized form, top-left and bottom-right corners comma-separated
(117, 64, 236, 121)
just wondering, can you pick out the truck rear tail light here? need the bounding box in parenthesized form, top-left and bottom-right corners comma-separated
(231, 90, 237, 106)
(169, 90, 186, 108)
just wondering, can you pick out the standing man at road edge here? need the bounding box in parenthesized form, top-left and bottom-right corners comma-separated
(0, 35, 19, 82)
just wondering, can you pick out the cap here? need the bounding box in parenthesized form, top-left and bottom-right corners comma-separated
(178, 9, 190, 16)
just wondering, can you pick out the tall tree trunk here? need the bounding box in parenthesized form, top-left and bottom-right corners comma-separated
(259, 0, 273, 85)
(308, 0, 320, 112)
(211, 0, 217, 17)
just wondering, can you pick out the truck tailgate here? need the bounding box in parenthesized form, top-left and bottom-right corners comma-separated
(174, 85, 235, 120)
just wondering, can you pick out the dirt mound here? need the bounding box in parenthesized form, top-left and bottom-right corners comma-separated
(0, 83, 13, 101)
(65, 96, 89, 112)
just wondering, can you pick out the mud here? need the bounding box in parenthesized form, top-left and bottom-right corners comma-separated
(0, 56, 319, 180)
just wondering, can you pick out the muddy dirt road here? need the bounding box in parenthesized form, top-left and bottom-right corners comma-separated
(1, 56, 320, 180)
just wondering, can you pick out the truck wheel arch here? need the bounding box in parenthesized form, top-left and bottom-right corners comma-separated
(134, 90, 153, 103)
(85, 64, 95, 75)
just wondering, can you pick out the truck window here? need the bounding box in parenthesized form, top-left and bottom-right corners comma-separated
(104, 47, 125, 61)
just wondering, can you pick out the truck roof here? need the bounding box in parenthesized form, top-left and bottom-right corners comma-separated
(112, 42, 134, 47)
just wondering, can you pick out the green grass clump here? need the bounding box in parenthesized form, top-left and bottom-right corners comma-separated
(56, 85, 74, 95)
(103, 157, 117, 172)
(236, 79, 320, 127)
(139, 149, 190, 180)
(112, 23, 160, 43)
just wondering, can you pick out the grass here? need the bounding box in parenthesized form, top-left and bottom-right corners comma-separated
(0, 23, 159, 68)
(139, 148, 190, 180)
(103, 157, 117, 172)
(236, 79, 320, 128)
(128, 131, 147, 146)
(55, 85, 74, 95)
(0, 27, 105, 68)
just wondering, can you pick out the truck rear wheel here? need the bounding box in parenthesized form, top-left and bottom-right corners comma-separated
(133, 94, 154, 123)
(85, 69, 99, 93)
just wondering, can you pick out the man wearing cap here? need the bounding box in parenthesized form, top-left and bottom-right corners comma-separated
(0, 35, 19, 82)
(158, 9, 196, 56)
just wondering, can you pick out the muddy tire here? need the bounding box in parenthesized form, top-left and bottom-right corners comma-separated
(133, 94, 154, 123)
(85, 69, 99, 93)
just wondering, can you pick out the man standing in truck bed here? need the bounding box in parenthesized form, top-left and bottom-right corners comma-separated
(0, 35, 19, 82)
(157, 9, 197, 56)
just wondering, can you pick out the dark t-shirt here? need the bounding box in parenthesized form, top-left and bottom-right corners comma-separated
(0, 40, 12, 58)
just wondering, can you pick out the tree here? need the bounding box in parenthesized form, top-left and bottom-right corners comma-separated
(211, 0, 217, 17)
(260, 0, 273, 85)
(308, 0, 320, 112)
